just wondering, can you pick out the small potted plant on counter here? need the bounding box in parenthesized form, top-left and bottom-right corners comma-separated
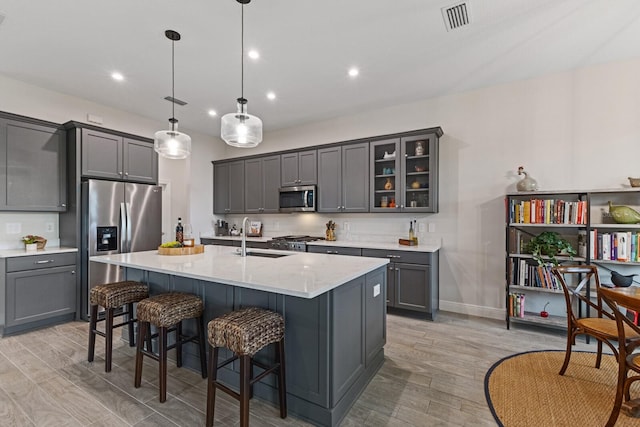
(22, 235, 46, 251)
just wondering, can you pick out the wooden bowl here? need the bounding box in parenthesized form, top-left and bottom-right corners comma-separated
(628, 177, 640, 187)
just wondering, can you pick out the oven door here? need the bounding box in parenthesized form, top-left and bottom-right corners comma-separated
(279, 185, 316, 212)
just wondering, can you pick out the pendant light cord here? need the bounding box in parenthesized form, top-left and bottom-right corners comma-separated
(241, 3, 244, 114)
(171, 36, 176, 130)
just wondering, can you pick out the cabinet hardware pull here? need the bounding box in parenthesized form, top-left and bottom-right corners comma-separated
(35, 259, 55, 264)
(61, 203, 66, 207)
(119, 171, 123, 175)
(327, 250, 338, 254)
(71, 271, 76, 274)
(386, 255, 400, 259)
(125, 172, 129, 176)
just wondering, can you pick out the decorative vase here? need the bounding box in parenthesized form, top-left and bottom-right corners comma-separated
(415, 141, 425, 156)
(25, 243, 37, 251)
(516, 166, 538, 192)
(411, 180, 420, 189)
(608, 201, 640, 224)
(384, 178, 393, 190)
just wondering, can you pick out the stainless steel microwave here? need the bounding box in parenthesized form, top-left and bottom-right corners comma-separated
(279, 185, 316, 212)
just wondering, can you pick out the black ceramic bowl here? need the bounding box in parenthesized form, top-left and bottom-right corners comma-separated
(611, 271, 636, 287)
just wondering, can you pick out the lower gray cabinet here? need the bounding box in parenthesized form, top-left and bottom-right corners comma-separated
(307, 245, 362, 256)
(3, 253, 77, 335)
(362, 249, 439, 320)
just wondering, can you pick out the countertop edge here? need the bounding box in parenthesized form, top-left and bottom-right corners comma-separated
(0, 247, 78, 258)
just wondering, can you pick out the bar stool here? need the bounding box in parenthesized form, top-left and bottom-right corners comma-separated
(88, 280, 149, 372)
(134, 292, 208, 402)
(206, 307, 287, 427)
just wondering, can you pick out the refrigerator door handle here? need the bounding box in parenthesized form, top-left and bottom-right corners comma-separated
(125, 202, 132, 252)
(120, 202, 127, 252)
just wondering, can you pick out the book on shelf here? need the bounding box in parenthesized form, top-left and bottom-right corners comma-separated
(509, 259, 561, 290)
(590, 230, 640, 262)
(507, 198, 586, 225)
(508, 293, 525, 318)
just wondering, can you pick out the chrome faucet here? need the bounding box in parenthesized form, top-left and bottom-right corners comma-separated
(241, 216, 249, 257)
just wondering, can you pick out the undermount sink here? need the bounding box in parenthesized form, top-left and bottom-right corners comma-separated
(236, 251, 291, 258)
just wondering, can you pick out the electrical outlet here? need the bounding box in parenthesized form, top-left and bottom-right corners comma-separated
(6, 222, 21, 234)
(343, 222, 349, 231)
(275, 221, 280, 230)
(428, 223, 436, 233)
(418, 223, 425, 232)
(46, 222, 55, 232)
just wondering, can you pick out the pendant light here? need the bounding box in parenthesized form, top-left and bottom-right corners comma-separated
(154, 30, 192, 159)
(221, 0, 263, 148)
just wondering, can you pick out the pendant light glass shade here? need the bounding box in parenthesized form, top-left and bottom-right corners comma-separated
(221, 0, 262, 148)
(221, 98, 262, 148)
(155, 29, 191, 159)
(154, 119, 192, 159)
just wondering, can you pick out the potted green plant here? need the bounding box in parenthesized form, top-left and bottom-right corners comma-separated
(22, 235, 45, 251)
(524, 231, 576, 266)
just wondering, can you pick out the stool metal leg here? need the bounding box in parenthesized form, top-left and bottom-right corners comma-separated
(134, 321, 147, 388)
(205, 346, 218, 427)
(277, 339, 287, 418)
(240, 355, 251, 427)
(197, 316, 208, 379)
(159, 326, 168, 402)
(127, 302, 135, 346)
(105, 308, 114, 372)
(87, 304, 98, 363)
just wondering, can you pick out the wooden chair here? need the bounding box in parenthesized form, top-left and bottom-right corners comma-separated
(599, 287, 640, 427)
(551, 265, 620, 375)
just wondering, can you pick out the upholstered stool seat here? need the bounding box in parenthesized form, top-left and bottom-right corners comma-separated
(88, 281, 149, 372)
(134, 292, 207, 402)
(206, 307, 287, 427)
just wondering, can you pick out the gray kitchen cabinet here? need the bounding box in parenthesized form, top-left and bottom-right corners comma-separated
(0, 113, 67, 211)
(213, 160, 245, 214)
(317, 142, 369, 213)
(2, 252, 77, 335)
(200, 238, 238, 247)
(78, 128, 157, 184)
(362, 248, 439, 320)
(245, 155, 281, 213)
(370, 129, 441, 213)
(281, 150, 317, 187)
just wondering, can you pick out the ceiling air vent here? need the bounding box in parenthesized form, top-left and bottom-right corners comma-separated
(164, 96, 187, 106)
(441, 1, 472, 31)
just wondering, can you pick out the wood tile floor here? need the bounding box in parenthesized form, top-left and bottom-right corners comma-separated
(0, 312, 596, 426)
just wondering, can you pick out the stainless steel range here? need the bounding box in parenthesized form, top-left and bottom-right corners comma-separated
(267, 235, 324, 252)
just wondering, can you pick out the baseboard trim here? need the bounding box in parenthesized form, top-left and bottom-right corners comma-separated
(439, 301, 504, 320)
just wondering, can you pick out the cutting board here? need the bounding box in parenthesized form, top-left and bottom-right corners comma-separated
(157, 245, 205, 255)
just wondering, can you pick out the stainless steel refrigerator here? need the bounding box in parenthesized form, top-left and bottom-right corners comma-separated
(81, 179, 162, 318)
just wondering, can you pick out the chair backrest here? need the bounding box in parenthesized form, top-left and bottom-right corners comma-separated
(551, 265, 605, 327)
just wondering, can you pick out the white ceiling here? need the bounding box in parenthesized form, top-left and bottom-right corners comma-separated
(1, 0, 640, 137)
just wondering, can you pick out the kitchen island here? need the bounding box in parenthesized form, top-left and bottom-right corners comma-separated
(90, 245, 388, 427)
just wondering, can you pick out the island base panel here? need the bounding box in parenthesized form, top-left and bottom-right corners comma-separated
(125, 266, 386, 427)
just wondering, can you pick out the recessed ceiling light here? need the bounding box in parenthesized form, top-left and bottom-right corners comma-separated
(348, 68, 359, 78)
(111, 72, 124, 82)
(248, 50, 260, 60)
(266, 92, 276, 100)
(208, 109, 218, 117)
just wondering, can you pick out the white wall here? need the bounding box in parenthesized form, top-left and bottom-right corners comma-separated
(219, 57, 640, 319)
(3, 57, 640, 319)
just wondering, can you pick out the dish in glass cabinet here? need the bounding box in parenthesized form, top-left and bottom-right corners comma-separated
(414, 165, 425, 172)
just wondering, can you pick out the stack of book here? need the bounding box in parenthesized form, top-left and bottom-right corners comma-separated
(588, 230, 640, 262)
(508, 293, 525, 317)
(507, 198, 587, 225)
(508, 259, 562, 290)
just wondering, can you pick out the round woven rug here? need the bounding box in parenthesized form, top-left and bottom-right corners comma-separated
(484, 350, 640, 427)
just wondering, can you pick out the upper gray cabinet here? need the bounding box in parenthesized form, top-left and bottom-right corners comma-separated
(214, 160, 245, 214)
(0, 113, 67, 211)
(79, 128, 157, 184)
(317, 142, 369, 213)
(370, 130, 440, 213)
(244, 155, 281, 214)
(281, 150, 317, 187)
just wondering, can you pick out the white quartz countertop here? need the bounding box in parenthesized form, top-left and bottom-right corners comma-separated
(199, 235, 441, 252)
(199, 235, 272, 242)
(90, 245, 389, 299)
(306, 240, 441, 253)
(0, 246, 78, 258)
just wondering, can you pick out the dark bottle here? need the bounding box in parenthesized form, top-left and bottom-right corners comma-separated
(175, 217, 184, 244)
